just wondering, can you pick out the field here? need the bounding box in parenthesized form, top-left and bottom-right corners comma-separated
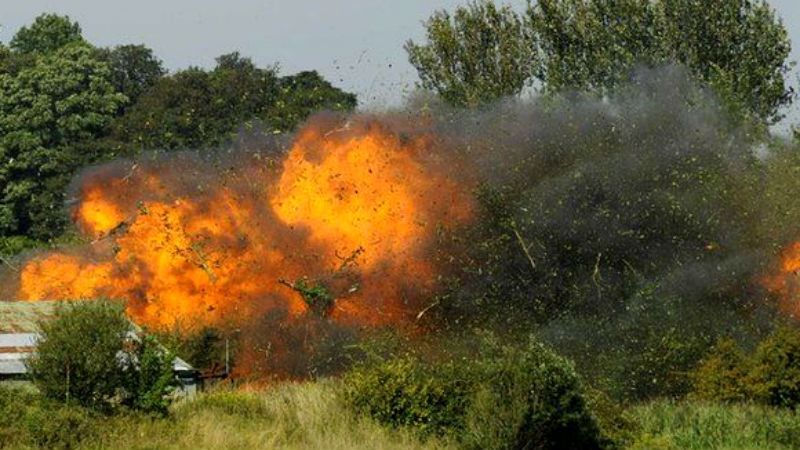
(3, 380, 800, 450)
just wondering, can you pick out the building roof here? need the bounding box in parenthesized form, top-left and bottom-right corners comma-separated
(0, 301, 60, 333)
(0, 300, 195, 377)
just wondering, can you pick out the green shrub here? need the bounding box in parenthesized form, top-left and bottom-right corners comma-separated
(691, 325, 800, 409)
(748, 326, 800, 409)
(27, 300, 133, 410)
(0, 384, 96, 449)
(0, 235, 42, 256)
(27, 300, 176, 414)
(690, 338, 750, 403)
(123, 335, 178, 415)
(23, 402, 95, 449)
(345, 336, 605, 450)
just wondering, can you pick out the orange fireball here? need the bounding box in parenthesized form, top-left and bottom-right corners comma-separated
(11, 117, 473, 330)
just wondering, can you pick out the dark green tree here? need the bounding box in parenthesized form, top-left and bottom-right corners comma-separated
(98, 44, 166, 107)
(10, 13, 85, 55)
(0, 43, 126, 239)
(27, 301, 132, 410)
(405, 0, 535, 107)
(268, 70, 358, 130)
(529, 0, 665, 94)
(109, 54, 356, 152)
(657, 0, 793, 122)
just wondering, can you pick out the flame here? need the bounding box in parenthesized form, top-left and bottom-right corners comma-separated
(10, 118, 472, 332)
(764, 242, 800, 316)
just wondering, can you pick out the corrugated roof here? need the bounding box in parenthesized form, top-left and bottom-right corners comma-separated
(0, 301, 61, 333)
(0, 300, 195, 375)
(0, 358, 28, 375)
(0, 333, 38, 347)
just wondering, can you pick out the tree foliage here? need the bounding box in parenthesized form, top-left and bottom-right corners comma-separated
(405, 1, 535, 107)
(692, 325, 800, 409)
(346, 336, 605, 449)
(109, 54, 356, 152)
(98, 44, 166, 107)
(408, 0, 793, 122)
(0, 43, 126, 239)
(26, 300, 176, 414)
(10, 13, 85, 55)
(27, 301, 132, 410)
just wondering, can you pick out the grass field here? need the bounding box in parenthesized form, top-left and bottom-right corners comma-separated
(0, 381, 452, 450)
(4, 381, 800, 449)
(626, 401, 800, 450)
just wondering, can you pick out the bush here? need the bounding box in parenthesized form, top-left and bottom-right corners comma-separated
(691, 325, 800, 409)
(27, 300, 132, 410)
(123, 335, 178, 415)
(27, 300, 176, 413)
(748, 326, 800, 409)
(0, 384, 96, 449)
(345, 336, 605, 450)
(690, 338, 750, 403)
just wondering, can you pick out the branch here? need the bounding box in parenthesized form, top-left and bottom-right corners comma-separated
(510, 221, 536, 272)
(0, 254, 18, 272)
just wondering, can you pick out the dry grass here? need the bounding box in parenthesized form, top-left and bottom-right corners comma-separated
(78, 380, 452, 450)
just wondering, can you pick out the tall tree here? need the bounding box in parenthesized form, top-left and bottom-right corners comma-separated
(9, 13, 85, 55)
(99, 44, 166, 107)
(529, 0, 792, 123)
(407, 0, 793, 123)
(0, 43, 126, 239)
(405, 0, 536, 107)
(109, 54, 356, 152)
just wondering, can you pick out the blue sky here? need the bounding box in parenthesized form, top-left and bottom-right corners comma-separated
(2, 0, 800, 119)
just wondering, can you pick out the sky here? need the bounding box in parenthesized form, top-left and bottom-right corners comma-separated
(1, 0, 800, 117)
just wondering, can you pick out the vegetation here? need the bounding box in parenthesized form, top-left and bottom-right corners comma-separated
(691, 325, 800, 409)
(26, 300, 175, 414)
(405, 1, 534, 107)
(346, 336, 605, 449)
(108, 53, 356, 152)
(0, 381, 450, 450)
(626, 400, 800, 449)
(2, 3, 800, 449)
(0, 13, 357, 244)
(408, 0, 792, 123)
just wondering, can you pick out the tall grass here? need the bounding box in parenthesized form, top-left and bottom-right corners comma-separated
(627, 400, 800, 450)
(0, 381, 451, 450)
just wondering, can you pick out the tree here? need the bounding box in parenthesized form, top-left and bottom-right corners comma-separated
(529, 0, 665, 94)
(107, 65, 274, 151)
(108, 54, 356, 152)
(27, 300, 176, 413)
(657, 0, 792, 122)
(405, 0, 536, 107)
(530, 0, 792, 123)
(27, 301, 132, 410)
(124, 335, 178, 415)
(408, 0, 793, 122)
(9, 13, 85, 55)
(99, 44, 166, 107)
(0, 43, 126, 239)
(268, 70, 358, 130)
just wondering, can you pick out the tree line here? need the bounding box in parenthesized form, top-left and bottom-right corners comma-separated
(406, 0, 792, 124)
(0, 13, 356, 245)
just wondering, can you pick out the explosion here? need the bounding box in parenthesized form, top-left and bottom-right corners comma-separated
(7, 117, 473, 331)
(764, 242, 800, 317)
